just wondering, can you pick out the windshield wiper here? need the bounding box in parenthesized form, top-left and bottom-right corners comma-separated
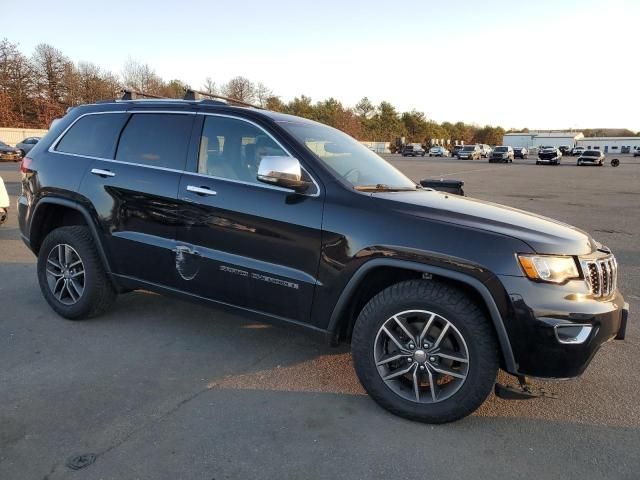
(354, 184, 418, 192)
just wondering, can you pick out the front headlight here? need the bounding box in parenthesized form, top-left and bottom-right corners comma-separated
(517, 255, 580, 283)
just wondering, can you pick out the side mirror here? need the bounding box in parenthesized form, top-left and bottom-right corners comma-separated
(257, 156, 311, 192)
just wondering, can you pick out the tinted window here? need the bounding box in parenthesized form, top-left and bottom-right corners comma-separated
(56, 113, 128, 158)
(116, 114, 193, 170)
(495, 147, 508, 152)
(198, 116, 288, 185)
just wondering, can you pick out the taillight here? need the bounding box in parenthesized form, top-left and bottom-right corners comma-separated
(20, 156, 33, 174)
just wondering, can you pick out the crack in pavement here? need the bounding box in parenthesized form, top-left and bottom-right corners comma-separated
(40, 338, 289, 479)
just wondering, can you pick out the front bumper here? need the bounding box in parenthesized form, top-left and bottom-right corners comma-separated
(499, 275, 628, 378)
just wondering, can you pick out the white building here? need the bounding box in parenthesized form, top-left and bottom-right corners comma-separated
(576, 137, 640, 154)
(502, 131, 584, 149)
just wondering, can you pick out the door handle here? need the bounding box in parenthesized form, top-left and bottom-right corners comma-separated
(91, 168, 116, 178)
(187, 185, 217, 196)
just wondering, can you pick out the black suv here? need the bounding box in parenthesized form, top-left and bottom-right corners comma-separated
(401, 145, 425, 157)
(18, 99, 628, 423)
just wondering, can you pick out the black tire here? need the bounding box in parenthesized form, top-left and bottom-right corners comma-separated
(37, 226, 116, 320)
(352, 280, 499, 424)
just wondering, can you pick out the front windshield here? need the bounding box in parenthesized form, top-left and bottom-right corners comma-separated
(583, 151, 599, 156)
(279, 121, 416, 191)
(462, 146, 475, 151)
(495, 147, 508, 152)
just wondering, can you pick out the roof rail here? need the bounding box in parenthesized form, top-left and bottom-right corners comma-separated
(121, 89, 165, 100)
(183, 89, 262, 109)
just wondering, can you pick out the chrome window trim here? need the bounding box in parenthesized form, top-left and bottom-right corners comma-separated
(48, 110, 321, 197)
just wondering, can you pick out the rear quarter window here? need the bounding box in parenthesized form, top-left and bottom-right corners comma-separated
(115, 113, 194, 170)
(55, 113, 128, 159)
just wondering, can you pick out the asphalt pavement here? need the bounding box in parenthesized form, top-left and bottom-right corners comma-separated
(0, 155, 638, 479)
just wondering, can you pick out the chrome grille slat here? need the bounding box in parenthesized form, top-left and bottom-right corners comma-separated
(581, 255, 617, 298)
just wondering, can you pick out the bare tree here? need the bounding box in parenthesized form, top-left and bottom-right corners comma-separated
(76, 61, 120, 103)
(31, 43, 69, 105)
(222, 76, 256, 103)
(121, 57, 164, 95)
(203, 77, 217, 95)
(255, 82, 273, 108)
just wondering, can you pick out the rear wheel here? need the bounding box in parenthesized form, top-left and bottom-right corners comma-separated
(352, 280, 499, 423)
(37, 226, 116, 320)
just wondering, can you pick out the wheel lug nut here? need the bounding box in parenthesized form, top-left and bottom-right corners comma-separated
(408, 343, 415, 350)
(423, 343, 430, 349)
(429, 356, 436, 362)
(407, 358, 412, 363)
(419, 365, 425, 371)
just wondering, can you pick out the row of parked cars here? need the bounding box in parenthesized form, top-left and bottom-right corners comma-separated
(401, 143, 621, 167)
(0, 137, 41, 161)
(402, 143, 529, 160)
(535, 146, 608, 166)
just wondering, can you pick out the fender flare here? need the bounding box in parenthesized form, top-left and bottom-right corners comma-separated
(30, 197, 114, 275)
(327, 258, 517, 373)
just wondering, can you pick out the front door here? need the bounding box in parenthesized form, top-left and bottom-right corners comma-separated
(175, 114, 324, 323)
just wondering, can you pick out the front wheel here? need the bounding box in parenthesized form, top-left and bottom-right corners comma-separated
(37, 226, 116, 320)
(352, 280, 499, 423)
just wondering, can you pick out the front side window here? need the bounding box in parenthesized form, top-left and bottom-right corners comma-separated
(56, 113, 128, 159)
(198, 116, 288, 185)
(116, 114, 193, 170)
(279, 120, 416, 191)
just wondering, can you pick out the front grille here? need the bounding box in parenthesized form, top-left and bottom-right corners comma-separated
(581, 256, 617, 298)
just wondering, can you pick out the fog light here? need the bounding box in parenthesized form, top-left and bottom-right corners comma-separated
(554, 324, 593, 344)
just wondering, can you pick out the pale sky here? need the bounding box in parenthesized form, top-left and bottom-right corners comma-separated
(3, 0, 639, 131)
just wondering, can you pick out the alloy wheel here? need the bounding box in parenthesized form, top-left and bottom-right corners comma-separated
(374, 309, 469, 403)
(45, 244, 85, 305)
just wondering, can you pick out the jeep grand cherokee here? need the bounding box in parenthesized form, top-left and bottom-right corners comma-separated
(18, 98, 628, 423)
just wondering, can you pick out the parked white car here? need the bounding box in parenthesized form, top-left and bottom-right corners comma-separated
(478, 144, 493, 158)
(0, 177, 9, 225)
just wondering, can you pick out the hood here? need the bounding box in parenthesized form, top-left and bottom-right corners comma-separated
(0, 145, 19, 153)
(373, 190, 596, 255)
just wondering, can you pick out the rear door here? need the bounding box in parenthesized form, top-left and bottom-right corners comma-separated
(78, 111, 195, 286)
(174, 113, 324, 323)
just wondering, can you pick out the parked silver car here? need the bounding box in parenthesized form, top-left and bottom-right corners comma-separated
(429, 146, 450, 157)
(577, 150, 605, 166)
(15, 137, 41, 155)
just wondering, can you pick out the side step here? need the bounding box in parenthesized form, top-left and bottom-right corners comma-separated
(494, 376, 558, 400)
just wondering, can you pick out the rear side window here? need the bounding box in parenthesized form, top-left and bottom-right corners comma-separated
(116, 114, 194, 170)
(55, 113, 128, 159)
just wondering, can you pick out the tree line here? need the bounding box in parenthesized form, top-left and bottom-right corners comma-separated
(1, 38, 637, 146)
